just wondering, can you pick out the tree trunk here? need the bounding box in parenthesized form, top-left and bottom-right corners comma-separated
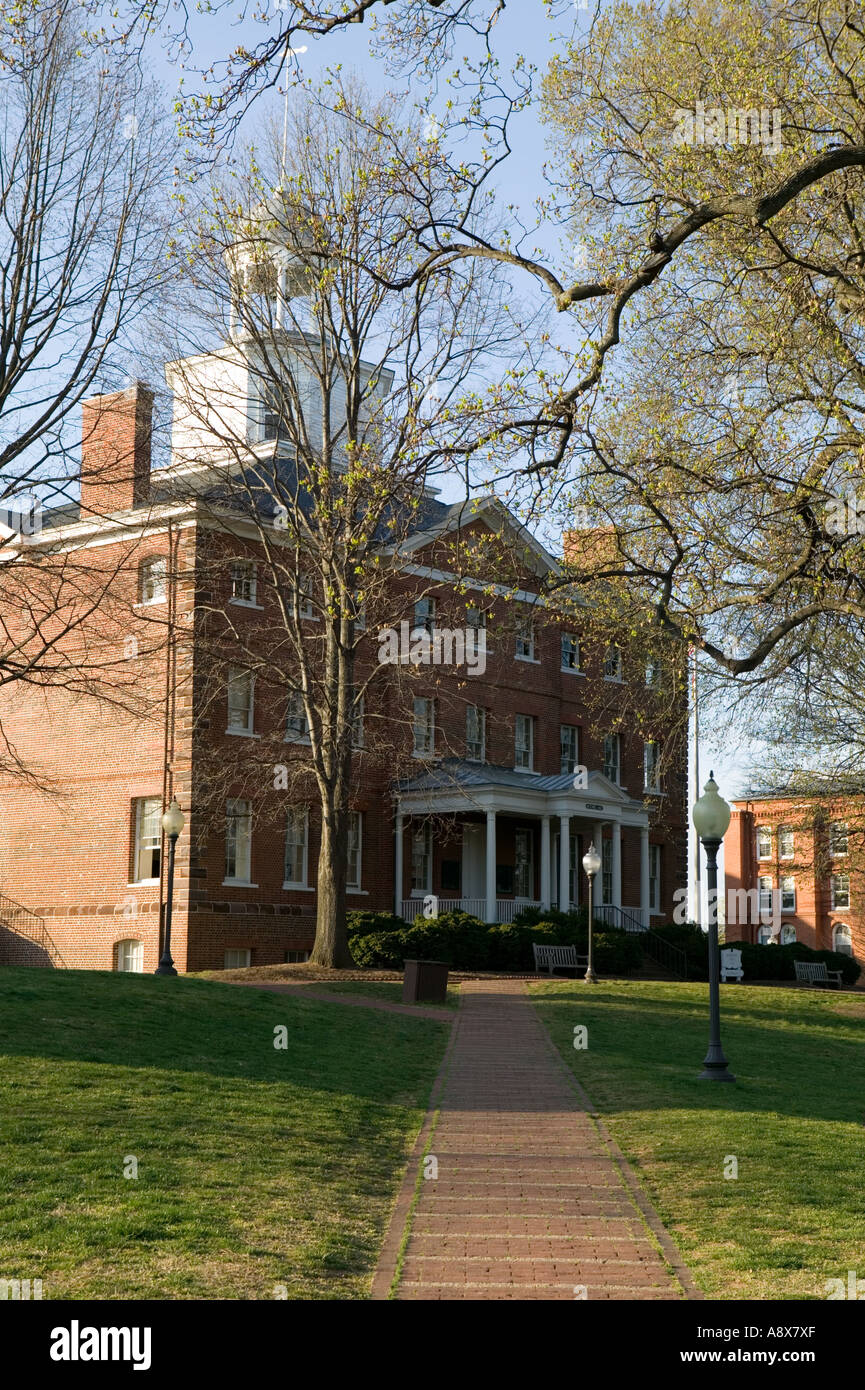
(309, 803, 355, 967)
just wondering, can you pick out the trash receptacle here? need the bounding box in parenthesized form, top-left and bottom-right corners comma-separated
(403, 958, 449, 1004)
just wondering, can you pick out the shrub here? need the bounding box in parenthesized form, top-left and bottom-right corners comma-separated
(349, 930, 410, 969)
(722, 939, 861, 986)
(346, 910, 409, 939)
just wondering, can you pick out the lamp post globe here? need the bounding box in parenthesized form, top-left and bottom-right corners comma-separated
(692, 772, 735, 1082)
(582, 842, 602, 984)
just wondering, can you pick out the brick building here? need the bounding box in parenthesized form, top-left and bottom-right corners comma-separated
(0, 362, 689, 973)
(724, 789, 862, 962)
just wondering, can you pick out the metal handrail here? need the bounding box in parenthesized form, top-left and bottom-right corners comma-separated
(0, 890, 66, 967)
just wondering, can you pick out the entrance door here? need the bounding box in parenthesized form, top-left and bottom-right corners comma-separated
(462, 824, 485, 902)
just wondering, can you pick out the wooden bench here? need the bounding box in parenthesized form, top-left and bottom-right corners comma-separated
(794, 960, 843, 989)
(533, 943, 588, 976)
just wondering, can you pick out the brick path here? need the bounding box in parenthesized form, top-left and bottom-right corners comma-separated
(373, 979, 698, 1301)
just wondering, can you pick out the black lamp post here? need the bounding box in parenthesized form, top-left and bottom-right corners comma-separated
(692, 772, 735, 1082)
(582, 841, 602, 983)
(155, 799, 184, 977)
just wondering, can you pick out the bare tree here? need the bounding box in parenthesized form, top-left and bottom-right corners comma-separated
(0, 0, 177, 774)
(160, 80, 530, 965)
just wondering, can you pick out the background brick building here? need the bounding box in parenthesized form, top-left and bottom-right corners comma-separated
(725, 790, 862, 962)
(0, 373, 689, 973)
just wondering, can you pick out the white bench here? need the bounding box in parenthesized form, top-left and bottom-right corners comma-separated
(533, 943, 588, 976)
(794, 960, 843, 989)
(720, 948, 744, 983)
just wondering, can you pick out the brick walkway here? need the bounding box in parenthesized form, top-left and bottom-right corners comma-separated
(373, 979, 698, 1301)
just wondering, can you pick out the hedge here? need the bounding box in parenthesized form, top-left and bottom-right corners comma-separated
(348, 909, 643, 974)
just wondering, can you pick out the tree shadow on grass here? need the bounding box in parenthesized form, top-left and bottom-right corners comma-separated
(0, 968, 449, 1108)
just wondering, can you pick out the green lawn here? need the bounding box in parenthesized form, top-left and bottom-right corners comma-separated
(531, 979, 865, 1299)
(0, 968, 449, 1300)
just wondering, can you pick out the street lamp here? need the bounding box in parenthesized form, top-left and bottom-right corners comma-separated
(155, 799, 185, 977)
(692, 772, 735, 1082)
(582, 841, 602, 983)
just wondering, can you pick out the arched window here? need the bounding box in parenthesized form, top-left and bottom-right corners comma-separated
(780, 925, 796, 945)
(833, 923, 853, 957)
(757, 925, 776, 945)
(115, 938, 143, 972)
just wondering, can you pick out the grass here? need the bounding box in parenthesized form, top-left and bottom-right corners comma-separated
(0, 968, 449, 1300)
(530, 979, 865, 1299)
(311, 980, 460, 1009)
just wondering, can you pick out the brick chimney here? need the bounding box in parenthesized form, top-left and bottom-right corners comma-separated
(80, 382, 153, 517)
(563, 524, 620, 571)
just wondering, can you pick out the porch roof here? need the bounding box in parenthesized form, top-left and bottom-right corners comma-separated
(396, 758, 650, 827)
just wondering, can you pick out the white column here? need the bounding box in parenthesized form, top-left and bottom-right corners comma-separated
(594, 821, 604, 912)
(485, 809, 496, 923)
(612, 821, 622, 910)
(559, 815, 570, 912)
(640, 825, 650, 927)
(540, 816, 551, 910)
(394, 808, 404, 916)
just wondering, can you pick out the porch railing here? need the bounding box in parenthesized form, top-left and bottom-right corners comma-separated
(0, 891, 66, 968)
(400, 897, 542, 924)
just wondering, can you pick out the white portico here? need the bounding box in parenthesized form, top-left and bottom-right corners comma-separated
(394, 759, 654, 927)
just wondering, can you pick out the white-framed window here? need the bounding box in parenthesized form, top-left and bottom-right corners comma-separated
(603, 733, 620, 784)
(643, 740, 661, 792)
(466, 604, 486, 631)
(649, 844, 661, 913)
(351, 694, 364, 749)
(560, 724, 580, 775)
(466, 705, 486, 762)
(262, 385, 290, 441)
(286, 690, 309, 742)
(831, 874, 850, 910)
(561, 633, 581, 672)
(227, 667, 254, 734)
(347, 811, 362, 890)
(413, 597, 435, 634)
(603, 645, 623, 681)
(515, 617, 535, 661)
(413, 697, 435, 756)
(225, 799, 252, 882)
(780, 925, 796, 945)
(757, 925, 776, 945)
(514, 713, 534, 771)
(224, 948, 251, 969)
(780, 875, 796, 913)
(756, 826, 772, 860)
(833, 922, 853, 956)
(230, 560, 257, 605)
(283, 807, 309, 888)
(132, 797, 161, 882)
(139, 556, 167, 605)
(830, 822, 849, 857)
(411, 822, 432, 894)
(115, 938, 143, 973)
(350, 594, 366, 631)
(292, 573, 315, 620)
(645, 660, 659, 687)
(601, 838, 612, 906)
(285, 949, 310, 963)
(778, 826, 794, 859)
(758, 875, 773, 915)
(514, 828, 534, 899)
